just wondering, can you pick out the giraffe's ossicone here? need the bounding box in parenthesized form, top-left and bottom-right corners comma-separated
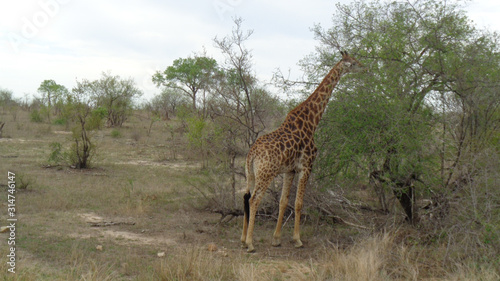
(241, 51, 365, 252)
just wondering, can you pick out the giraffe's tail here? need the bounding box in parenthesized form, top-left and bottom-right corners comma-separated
(244, 192, 251, 224)
(243, 152, 255, 224)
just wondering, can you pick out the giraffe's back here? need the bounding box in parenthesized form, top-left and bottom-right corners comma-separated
(247, 124, 315, 177)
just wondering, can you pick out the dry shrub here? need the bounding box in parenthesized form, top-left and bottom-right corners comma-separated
(152, 233, 420, 281)
(237, 260, 315, 281)
(417, 148, 500, 271)
(316, 232, 418, 281)
(0, 255, 45, 281)
(316, 231, 499, 281)
(71, 260, 120, 281)
(445, 263, 500, 281)
(130, 130, 141, 142)
(153, 247, 316, 281)
(66, 243, 121, 281)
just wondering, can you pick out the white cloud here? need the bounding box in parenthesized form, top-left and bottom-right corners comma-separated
(0, 0, 499, 101)
(466, 0, 500, 31)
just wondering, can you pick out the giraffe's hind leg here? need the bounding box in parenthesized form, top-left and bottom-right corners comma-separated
(241, 162, 255, 248)
(241, 192, 251, 248)
(245, 174, 274, 252)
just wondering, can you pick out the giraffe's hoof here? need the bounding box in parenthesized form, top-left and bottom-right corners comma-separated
(246, 245, 255, 253)
(241, 242, 248, 249)
(271, 238, 281, 247)
(294, 240, 303, 248)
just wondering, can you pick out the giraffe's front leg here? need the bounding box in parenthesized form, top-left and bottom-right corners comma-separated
(293, 168, 311, 248)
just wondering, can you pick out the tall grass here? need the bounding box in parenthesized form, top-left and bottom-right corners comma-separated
(154, 247, 239, 280)
(150, 232, 499, 281)
(317, 233, 418, 280)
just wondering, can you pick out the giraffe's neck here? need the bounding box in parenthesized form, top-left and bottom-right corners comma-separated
(285, 61, 345, 132)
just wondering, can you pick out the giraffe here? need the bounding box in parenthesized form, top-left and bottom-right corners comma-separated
(241, 51, 365, 252)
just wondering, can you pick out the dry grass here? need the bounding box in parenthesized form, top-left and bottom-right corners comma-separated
(146, 231, 500, 281)
(316, 233, 417, 280)
(0, 109, 498, 280)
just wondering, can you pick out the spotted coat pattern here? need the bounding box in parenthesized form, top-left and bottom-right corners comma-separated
(241, 51, 364, 252)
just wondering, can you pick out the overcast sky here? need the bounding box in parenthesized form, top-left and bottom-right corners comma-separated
(1, 0, 499, 101)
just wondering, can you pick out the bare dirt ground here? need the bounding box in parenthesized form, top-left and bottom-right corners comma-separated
(75, 212, 177, 247)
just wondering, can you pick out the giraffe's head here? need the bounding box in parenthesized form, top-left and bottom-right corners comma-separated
(340, 51, 366, 74)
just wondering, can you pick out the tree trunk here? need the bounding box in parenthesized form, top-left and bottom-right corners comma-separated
(393, 184, 417, 224)
(371, 169, 419, 224)
(230, 152, 237, 208)
(0, 121, 4, 138)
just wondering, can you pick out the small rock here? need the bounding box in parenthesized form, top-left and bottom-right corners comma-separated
(157, 252, 165, 257)
(207, 243, 217, 252)
(96, 245, 103, 251)
(0, 226, 10, 233)
(217, 249, 229, 257)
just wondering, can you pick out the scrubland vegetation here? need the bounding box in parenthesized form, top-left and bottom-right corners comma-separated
(0, 0, 499, 280)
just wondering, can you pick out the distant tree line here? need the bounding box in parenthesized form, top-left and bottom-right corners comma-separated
(27, 73, 143, 168)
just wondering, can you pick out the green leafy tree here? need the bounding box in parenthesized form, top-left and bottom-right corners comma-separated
(148, 88, 189, 120)
(86, 73, 142, 127)
(152, 55, 219, 115)
(66, 79, 107, 169)
(0, 88, 14, 107)
(186, 116, 211, 168)
(309, 0, 500, 223)
(0, 88, 17, 124)
(37, 80, 69, 122)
